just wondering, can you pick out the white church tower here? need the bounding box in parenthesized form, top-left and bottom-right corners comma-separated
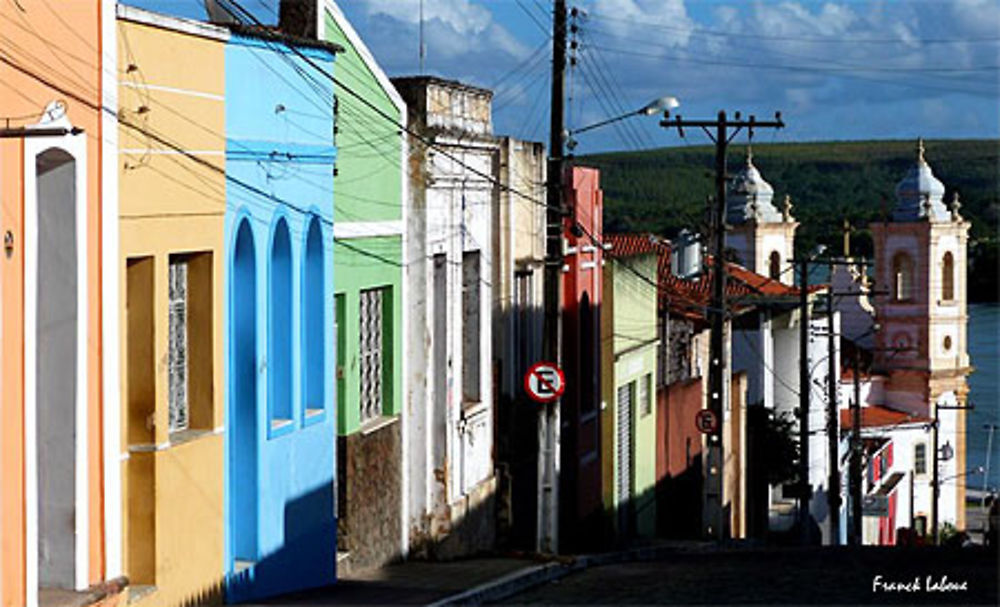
(871, 138, 971, 529)
(726, 148, 798, 285)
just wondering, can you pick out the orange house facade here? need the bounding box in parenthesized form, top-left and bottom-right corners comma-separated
(0, 1, 122, 605)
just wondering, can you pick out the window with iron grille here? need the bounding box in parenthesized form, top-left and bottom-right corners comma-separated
(168, 257, 189, 433)
(359, 288, 384, 425)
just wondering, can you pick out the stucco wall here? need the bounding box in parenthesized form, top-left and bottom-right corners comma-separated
(224, 34, 337, 602)
(1, 1, 110, 602)
(115, 14, 228, 605)
(606, 254, 658, 538)
(397, 77, 497, 559)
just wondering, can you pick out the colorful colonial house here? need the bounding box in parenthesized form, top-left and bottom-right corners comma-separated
(115, 6, 228, 604)
(0, 2, 122, 605)
(560, 166, 605, 550)
(395, 76, 497, 559)
(601, 233, 661, 540)
(319, 1, 408, 574)
(223, 25, 339, 603)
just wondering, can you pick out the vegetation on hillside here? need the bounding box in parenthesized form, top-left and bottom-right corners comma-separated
(581, 139, 999, 302)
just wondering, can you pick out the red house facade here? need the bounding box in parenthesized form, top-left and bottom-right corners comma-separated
(559, 166, 605, 547)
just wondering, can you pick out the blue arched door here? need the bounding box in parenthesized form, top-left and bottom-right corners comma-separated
(232, 219, 259, 566)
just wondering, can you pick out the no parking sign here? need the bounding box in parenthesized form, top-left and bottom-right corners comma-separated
(524, 362, 565, 404)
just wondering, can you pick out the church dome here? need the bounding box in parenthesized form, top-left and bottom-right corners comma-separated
(893, 138, 949, 222)
(727, 149, 782, 224)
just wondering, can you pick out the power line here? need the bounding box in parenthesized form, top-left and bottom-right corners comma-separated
(585, 12, 1000, 45)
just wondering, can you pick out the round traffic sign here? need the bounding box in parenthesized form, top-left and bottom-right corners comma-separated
(695, 409, 719, 434)
(524, 362, 565, 404)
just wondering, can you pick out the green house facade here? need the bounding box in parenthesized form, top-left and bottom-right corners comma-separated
(602, 239, 660, 539)
(321, 2, 406, 574)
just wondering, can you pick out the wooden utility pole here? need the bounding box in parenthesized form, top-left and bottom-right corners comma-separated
(826, 282, 840, 543)
(798, 258, 811, 544)
(538, 0, 567, 554)
(932, 401, 974, 544)
(660, 111, 783, 540)
(850, 349, 862, 544)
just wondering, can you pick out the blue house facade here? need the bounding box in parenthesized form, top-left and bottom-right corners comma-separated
(223, 30, 339, 602)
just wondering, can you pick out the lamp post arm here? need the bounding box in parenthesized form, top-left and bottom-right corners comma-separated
(569, 110, 639, 136)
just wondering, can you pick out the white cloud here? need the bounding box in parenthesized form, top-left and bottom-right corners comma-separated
(361, 0, 529, 58)
(335, 0, 998, 147)
(361, 0, 491, 35)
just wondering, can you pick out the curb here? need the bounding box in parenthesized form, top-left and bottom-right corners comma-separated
(429, 543, 713, 606)
(425, 561, 573, 607)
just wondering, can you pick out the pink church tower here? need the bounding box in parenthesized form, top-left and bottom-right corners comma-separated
(871, 138, 972, 530)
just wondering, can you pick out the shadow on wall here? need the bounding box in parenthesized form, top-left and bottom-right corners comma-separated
(406, 472, 499, 562)
(225, 483, 337, 604)
(247, 490, 502, 606)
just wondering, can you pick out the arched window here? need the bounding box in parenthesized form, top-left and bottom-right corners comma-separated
(892, 252, 914, 302)
(768, 251, 781, 280)
(941, 251, 954, 301)
(303, 217, 325, 418)
(269, 217, 293, 430)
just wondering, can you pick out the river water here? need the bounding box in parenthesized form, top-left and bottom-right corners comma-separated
(967, 303, 999, 493)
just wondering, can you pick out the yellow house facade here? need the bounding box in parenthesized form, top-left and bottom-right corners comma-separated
(116, 7, 228, 604)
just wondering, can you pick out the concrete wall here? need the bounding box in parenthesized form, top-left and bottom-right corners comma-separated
(224, 33, 337, 602)
(492, 137, 545, 549)
(396, 78, 497, 559)
(655, 378, 704, 538)
(337, 422, 401, 573)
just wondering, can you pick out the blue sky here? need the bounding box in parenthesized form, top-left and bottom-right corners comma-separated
(134, 1, 1000, 154)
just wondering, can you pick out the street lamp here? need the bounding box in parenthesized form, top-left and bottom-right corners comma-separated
(564, 96, 679, 150)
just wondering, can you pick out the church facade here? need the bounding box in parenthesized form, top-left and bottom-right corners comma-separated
(867, 139, 972, 538)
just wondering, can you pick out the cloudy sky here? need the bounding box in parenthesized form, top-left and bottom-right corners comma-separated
(139, 0, 1000, 153)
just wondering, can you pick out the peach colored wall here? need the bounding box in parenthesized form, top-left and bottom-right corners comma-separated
(0, 1, 107, 604)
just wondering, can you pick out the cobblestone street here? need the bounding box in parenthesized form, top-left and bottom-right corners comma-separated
(500, 547, 999, 605)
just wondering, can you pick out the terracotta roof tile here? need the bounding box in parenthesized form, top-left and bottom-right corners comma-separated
(840, 405, 931, 431)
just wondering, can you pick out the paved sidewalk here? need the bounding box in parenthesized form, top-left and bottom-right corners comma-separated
(253, 557, 542, 606)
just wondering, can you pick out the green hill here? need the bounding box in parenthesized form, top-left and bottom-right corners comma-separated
(580, 139, 1000, 302)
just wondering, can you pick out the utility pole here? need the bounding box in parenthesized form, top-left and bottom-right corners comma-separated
(660, 111, 783, 540)
(850, 349, 862, 545)
(932, 401, 974, 544)
(984, 424, 998, 507)
(538, 0, 567, 555)
(798, 258, 811, 545)
(825, 284, 840, 543)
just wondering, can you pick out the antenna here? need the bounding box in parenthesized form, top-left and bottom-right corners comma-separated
(419, 0, 426, 73)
